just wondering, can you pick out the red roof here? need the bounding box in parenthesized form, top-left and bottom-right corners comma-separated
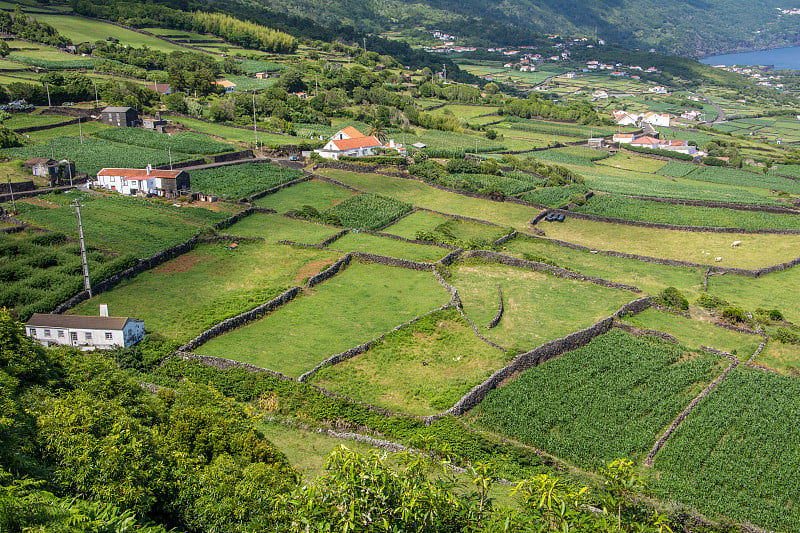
(331, 136, 382, 150)
(147, 83, 171, 93)
(339, 126, 364, 138)
(630, 136, 660, 144)
(97, 168, 184, 179)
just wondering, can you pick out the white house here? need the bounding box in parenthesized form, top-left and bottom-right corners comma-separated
(630, 135, 661, 149)
(95, 167, 189, 197)
(314, 127, 406, 160)
(641, 112, 671, 127)
(613, 133, 636, 143)
(612, 110, 639, 126)
(658, 139, 697, 155)
(25, 306, 144, 351)
(648, 86, 668, 94)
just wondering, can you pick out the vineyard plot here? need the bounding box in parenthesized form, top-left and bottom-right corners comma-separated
(189, 163, 303, 199)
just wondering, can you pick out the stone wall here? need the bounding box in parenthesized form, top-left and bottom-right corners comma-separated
(442, 297, 652, 416)
(248, 175, 312, 202)
(438, 248, 464, 266)
(0, 180, 35, 194)
(162, 351, 294, 382)
(367, 228, 456, 250)
(212, 207, 258, 232)
(463, 250, 642, 293)
(0, 184, 85, 204)
(14, 117, 80, 133)
(422, 208, 501, 227)
(314, 161, 408, 177)
(623, 194, 799, 214)
(154, 158, 206, 170)
(613, 323, 679, 343)
(319, 230, 350, 247)
(177, 286, 301, 352)
(212, 150, 254, 163)
(307, 253, 354, 287)
(352, 251, 434, 272)
(492, 230, 518, 246)
(310, 173, 361, 191)
(375, 207, 418, 232)
(486, 285, 504, 329)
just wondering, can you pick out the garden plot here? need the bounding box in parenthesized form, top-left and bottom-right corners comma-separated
(685, 166, 800, 195)
(68, 241, 339, 343)
(226, 212, 339, 244)
(317, 170, 540, 228)
(328, 232, 447, 262)
(474, 329, 724, 468)
(621, 308, 762, 360)
(163, 115, 296, 146)
(503, 236, 705, 299)
(449, 262, 639, 353)
(310, 308, 507, 416)
(95, 128, 234, 155)
(519, 184, 588, 208)
(189, 163, 302, 200)
(379, 210, 450, 240)
(195, 261, 451, 377)
(5, 190, 228, 257)
(253, 179, 356, 212)
(541, 217, 800, 269)
(595, 153, 666, 173)
(4, 114, 71, 129)
(651, 368, 800, 532)
(26, 121, 112, 141)
(324, 193, 412, 230)
(706, 264, 800, 324)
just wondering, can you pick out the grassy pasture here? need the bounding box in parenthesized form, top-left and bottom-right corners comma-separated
(381, 210, 450, 239)
(310, 308, 507, 415)
(540, 217, 800, 269)
(754, 341, 800, 375)
(474, 329, 724, 468)
(656, 161, 699, 178)
(95, 128, 234, 155)
(503, 235, 705, 299)
(253, 179, 356, 212)
(519, 184, 588, 208)
(685, 166, 800, 195)
(651, 368, 800, 532)
(622, 308, 763, 360)
(6, 190, 228, 256)
(4, 114, 71, 129)
(317, 170, 540, 229)
(328, 232, 447, 262)
(427, 105, 498, 119)
(24, 121, 113, 141)
(68, 241, 339, 342)
(449, 262, 639, 353)
(226, 213, 339, 244)
(195, 261, 450, 377)
(163, 115, 295, 146)
(706, 265, 800, 324)
(595, 152, 666, 173)
(573, 194, 800, 230)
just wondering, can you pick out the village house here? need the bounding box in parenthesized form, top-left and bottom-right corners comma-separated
(641, 112, 671, 127)
(613, 132, 637, 144)
(648, 86, 668, 94)
(629, 135, 662, 149)
(147, 83, 173, 95)
(100, 106, 139, 127)
(612, 110, 639, 126)
(95, 167, 190, 198)
(213, 79, 237, 93)
(25, 305, 144, 351)
(23, 158, 75, 182)
(314, 127, 407, 160)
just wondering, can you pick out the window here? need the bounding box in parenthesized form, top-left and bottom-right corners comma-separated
(57, 330, 64, 338)
(84, 332, 92, 341)
(105, 332, 113, 340)
(29, 328, 36, 336)
(44, 329, 50, 337)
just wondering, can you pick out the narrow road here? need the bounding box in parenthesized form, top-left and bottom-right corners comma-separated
(701, 94, 726, 123)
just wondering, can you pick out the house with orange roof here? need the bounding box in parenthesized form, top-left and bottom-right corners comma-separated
(95, 167, 190, 197)
(629, 136, 661, 149)
(213, 79, 237, 93)
(641, 111, 670, 127)
(316, 127, 407, 159)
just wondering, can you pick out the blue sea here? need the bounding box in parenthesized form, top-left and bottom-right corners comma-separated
(700, 45, 800, 70)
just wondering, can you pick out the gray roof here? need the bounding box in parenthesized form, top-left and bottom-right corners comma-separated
(101, 106, 135, 113)
(26, 313, 139, 330)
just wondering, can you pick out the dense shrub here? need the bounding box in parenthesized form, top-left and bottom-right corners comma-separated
(721, 306, 747, 324)
(697, 294, 729, 309)
(657, 287, 689, 311)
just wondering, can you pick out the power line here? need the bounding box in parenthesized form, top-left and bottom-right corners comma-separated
(72, 199, 92, 297)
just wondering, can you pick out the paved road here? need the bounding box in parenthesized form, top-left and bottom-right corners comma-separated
(702, 94, 726, 123)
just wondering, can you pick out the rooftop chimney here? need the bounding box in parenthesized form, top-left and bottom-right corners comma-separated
(99, 304, 109, 317)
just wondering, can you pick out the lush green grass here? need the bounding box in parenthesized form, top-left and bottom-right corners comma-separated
(195, 261, 450, 377)
(519, 184, 588, 208)
(475, 329, 723, 468)
(424, 217, 509, 248)
(4, 114, 71, 129)
(95, 128, 234, 155)
(226, 213, 339, 244)
(438, 173, 537, 196)
(26, 121, 113, 141)
(573, 194, 800, 230)
(189, 162, 302, 200)
(541, 217, 800, 269)
(686, 166, 800, 195)
(163, 115, 295, 146)
(503, 235, 705, 299)
(427, 105, 498, 120)
(651, 368, 800, 532)
(310, 308, 507, 415)
(533, 147, 609, 167)
(706, 265, 800, 324)
(324, 193, 412, 230)
(656, 161, 699, 178)
(595, 153, 666, 173)
(754, 340, 800, 375)
(5, 190, 228, 256)
(622, 308, 762, 360)
(317, 170, 540, 229)
(407, 128, 506, 153)
(449, 262, 638, 353)
(67, 241, 339, 342)
(2, 137, 193, 176)
(253, 179, 356, 212)
(328, 232, 448, 262)
(382, 210, 450, 240)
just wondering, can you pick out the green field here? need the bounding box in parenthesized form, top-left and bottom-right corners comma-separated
(6, 190, 228, 256)
(706, 264, 800, 324)
(573, 194, 800, 230)
(327, 232, 448, 262)
(519, 184, 588, 208)
(595, 152, 667, 173)
(317, 170, 540, 228)
(651, 368, 800, 531)
(189, 162, 302, 200)
(226, 212, 339, 244)
(755, 340, 800, 375)
(541, 217, 800, 269)
(67, 241, 339, 342)
(685, 166, 800, 195)
(381, 210, 450, 240)
(95, 128, 234, 155)
(324, 193, 412, 230)
(253, 179, 356, 212)
(4, 113, 71, 129)
(310, 308, 507, 415)
(475, 329, 724, 468)
(164, 115, 296, 146)
(450, 262, 639, 352)
(622, 308, 763, 360)
(25, 121, 113, 141)
(195, 261, 450, 377)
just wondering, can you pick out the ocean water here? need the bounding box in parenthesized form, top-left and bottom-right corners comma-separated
(700, 45, 800, 70)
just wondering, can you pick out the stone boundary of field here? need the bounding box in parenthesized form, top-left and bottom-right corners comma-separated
(441, 297, 654, 417)
(162, 351, 295, 381)
(375, 206, 419, 232)
(532, 208, 800, 235)
(0, 182, 88, 204)
(0, 179, 34, 195)
(297, 301, 457, 382)
(486, 285, 504, 329)
(492, 230, 518, 246)
(513, 233, 800, 278)
(612, 323, 679, 343)
(13, 117, 81, 134)
(313, 161, 408, 176)
(51, 207, 261, 313)
(621, 194, 798, 214)
(247, 175, 313, 202)
(461, 250, 642, 293)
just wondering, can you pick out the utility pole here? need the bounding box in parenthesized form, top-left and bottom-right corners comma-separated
(45, 81, 51, 107)
(6, 174, 16, 213)
(50, 139, 54, 160)
(252, 90, 258, 148)
(72, 199, 92, 297)
(363, 38, 367, 54)
(168, 147, 173, 170)
(315, 74, 318, 97)
(66, 161, 73, 187)
(78, 116, 82, 143)
(93, 81, 99, 107)
(443, 64, 446, 83)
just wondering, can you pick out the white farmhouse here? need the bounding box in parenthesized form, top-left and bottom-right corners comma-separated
(25, 306, 144, 351)
(641, 112, 671, 127)
(314, 127, 406, 160)
(95, 167, 190, 197)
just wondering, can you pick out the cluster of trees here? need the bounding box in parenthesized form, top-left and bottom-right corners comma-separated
(0, 6, 69, 48)
(502, 94, 611, 126)
(500, 154, 585, 186)
(0, 310, 682, 532)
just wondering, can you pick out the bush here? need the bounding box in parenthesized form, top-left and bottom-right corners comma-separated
(721, 306, 747, 324)
(755, 308, 784, 322)
(570, 193, 586, 206)
(697, 294, 729, 309)
(774, 327, 799, 344)
(657, 287, 689, 311)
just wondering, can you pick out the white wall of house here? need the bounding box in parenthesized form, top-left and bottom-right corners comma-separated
(25, 320, 144, 351)
(96, 174, 155, 195)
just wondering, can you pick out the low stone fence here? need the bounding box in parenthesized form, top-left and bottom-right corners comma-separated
(213, 150, 254, 163)
(298, 301, 455, 382)
(0, 180, 35, 194)
(310, 173, 361, 191)
(177, 286, 301, 352)
(487, 285, 504, 329)
(352, 251, 434, 272)
(463, 250, 642, 293)
(534, 208, 800, 235)
(613, 322, 678, 343)
(314, 161, 408, 177)
(162, 351, 294, 382)
(154, 157, 206, 170)
(307, 254, 354, 287)
(493, 230, 518, 247)
(212, 207, 258, 232)
(14, 117, 80, 134)
(439, 248, 463, 266)
(0, 183, 85, 204)
(623, 195, 799, 214)
(442, 297, 653, 416)
(376, 207, 417, 232)
(248, 175, 311, 202)
(319, 230, 349, 247)
(422, 208, 501, 227)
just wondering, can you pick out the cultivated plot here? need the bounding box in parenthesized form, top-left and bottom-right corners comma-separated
(253, 179, 356, 212)
(226, 212, 339, 244)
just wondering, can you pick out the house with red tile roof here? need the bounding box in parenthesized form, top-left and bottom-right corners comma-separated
(315, 127, 407, 160)
(95, 167, 190, 197)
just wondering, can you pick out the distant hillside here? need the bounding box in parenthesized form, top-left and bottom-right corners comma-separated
(235, 0, 800, 57)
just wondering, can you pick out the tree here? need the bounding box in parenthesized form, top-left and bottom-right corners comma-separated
(278, 68, 305, 93)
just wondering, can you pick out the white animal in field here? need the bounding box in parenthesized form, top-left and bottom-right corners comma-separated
(731, 241, 742, 247)
(715, 257, 723, 262)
